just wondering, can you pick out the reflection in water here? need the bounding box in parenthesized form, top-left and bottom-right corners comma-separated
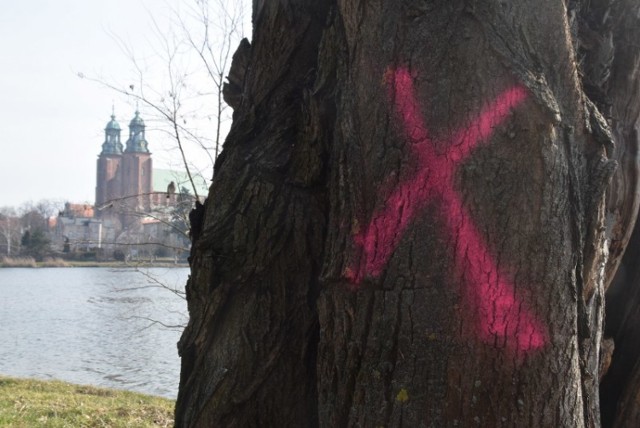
(0, 267, 188, 398)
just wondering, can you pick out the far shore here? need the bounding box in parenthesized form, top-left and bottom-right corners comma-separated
(0, 256, 189, 269)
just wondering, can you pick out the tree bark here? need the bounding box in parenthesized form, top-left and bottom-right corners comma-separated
(583, 0, 640, 426)
(176, 1, 640, 427)
(175, 2, 329, 426)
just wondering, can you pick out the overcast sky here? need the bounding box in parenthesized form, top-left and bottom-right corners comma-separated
(0, 0, 249, 209)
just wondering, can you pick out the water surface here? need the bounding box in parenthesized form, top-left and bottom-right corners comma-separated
(0, 267, 188, 398)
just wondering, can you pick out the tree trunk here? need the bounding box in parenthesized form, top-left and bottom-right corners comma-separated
(176, 1, 640, 427)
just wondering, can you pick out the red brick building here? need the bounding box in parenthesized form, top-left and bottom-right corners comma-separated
(95, 110, 153, 219)
(52, 109, 209, 260)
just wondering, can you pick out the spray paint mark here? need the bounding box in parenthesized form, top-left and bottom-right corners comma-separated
(348, 67, 546, 355)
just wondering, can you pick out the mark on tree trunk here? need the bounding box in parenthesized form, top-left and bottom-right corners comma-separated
(347, 66, 546, 356)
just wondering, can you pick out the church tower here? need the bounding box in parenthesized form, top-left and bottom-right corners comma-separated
(122, 110, 153, 212)
(95, 112, 123, 211)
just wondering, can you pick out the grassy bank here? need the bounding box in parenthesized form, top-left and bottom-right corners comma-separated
(0, 376, 174, 427)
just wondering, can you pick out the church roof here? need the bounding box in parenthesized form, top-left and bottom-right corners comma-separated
(100, 113, 123, 156)
(61, 203, 95, 218)
(124, 110, 149, 153)
(105, 114, 121, 131)
(129, 110, 145, 127)
(152, 168, 209, 197)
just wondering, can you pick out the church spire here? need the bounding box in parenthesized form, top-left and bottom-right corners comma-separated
(100, 110, 123, 155)
(125, 109, 150, 153)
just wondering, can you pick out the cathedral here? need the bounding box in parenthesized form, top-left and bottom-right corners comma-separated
(52, 109, 211, 259)
(94, 109, 208, 220)
(95, 109, 155, 215)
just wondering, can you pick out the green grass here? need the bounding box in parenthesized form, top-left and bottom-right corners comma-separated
(0, 376, 174, 427)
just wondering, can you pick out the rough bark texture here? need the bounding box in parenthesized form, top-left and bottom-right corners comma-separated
(176, 1, 640, 427)
(587, 0, 640, 427)
(175, 2, 329, 426)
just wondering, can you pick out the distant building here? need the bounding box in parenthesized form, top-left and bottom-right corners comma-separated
(95, 110, 207, 218)
(51, 110, 209, 260)
(95, 110, 154, 218)
(53, 203, 115, 253)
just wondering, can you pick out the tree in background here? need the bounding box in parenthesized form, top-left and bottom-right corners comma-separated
(76, 1, 246, 267)
(81, 0, 246, 200)
(20, 229, 51, 262)
(0, 207, 21, 256)
(0, 200, 62, 259)
(172, 186, 193, 239)
(20, 207, 49, 232)
(175, 1, 640, 427)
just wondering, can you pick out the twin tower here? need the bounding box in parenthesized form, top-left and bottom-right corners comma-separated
(95, 110, 153, 214)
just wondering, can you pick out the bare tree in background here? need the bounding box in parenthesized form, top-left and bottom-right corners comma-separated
(0, 207, 21, 257)
(74, 2, 247, 337)
(177, 0, 245, 161)
(74, 0, 247, 270)
(81, 0, 246, 200)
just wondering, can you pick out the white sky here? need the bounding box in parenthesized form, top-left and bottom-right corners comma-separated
(0, 0, 249, 209)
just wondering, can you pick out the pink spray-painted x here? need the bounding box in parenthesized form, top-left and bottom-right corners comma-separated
(348, 67, 546, 355)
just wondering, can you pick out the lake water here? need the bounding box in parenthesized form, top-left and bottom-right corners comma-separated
(0, 267, 188, 399)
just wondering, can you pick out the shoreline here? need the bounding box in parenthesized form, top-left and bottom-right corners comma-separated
(0, 375, 174, 427)
(0, 257, 189, 269)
